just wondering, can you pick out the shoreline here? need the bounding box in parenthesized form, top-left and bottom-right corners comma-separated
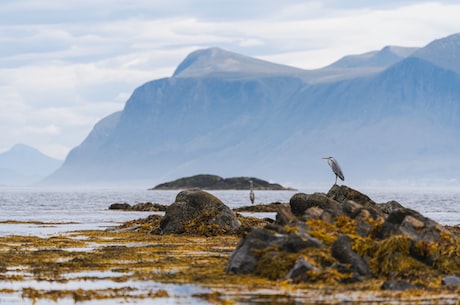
(0, 212, 459, 304)
(1, 225, 459, 305)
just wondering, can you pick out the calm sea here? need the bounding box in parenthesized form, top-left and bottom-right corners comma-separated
(0, 186, 459, 236)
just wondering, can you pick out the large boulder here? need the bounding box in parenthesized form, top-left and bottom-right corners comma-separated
(157, 189, 240, 235)
(226, 224, 322, 278)
(376, 206, 452, 243)
(331, 234, 372, 280)
(289, 192, 341, 217)
(226, 228, 284, 275)
(327, 185, 376, 208)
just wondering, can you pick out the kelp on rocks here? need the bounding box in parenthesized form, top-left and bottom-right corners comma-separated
(226, 185, 460, 292)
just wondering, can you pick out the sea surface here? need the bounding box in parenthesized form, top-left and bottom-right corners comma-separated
(0, 186, 459, 236)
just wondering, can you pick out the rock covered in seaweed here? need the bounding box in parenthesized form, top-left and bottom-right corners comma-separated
(226, 185, 460, 288)
(226, 222, 322, 280)
(109, 202, 167, 211)
(155, 188, 240, 235)
(331, 234, 372, 280)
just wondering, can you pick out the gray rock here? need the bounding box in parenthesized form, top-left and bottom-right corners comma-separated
(275, 204, 297, 226)
(226, 228, 282, 274)
(377, 207, 452, 243)
(381, 280, 417, 291)
(159, 188, 240, 235)
(226, 224, 322, 275)
(285, 257, 319, 282)
(109, 203, 132, 210)
(290, 192, 341, 218)
(327, 185, 376, 208)
(106, 225, 141, 232)
(442, 275, 460, 287)
(378, 200, 405, 214)
(331, 235, 372, 278)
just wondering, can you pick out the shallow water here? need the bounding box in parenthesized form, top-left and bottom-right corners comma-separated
(0, 186, 459, 237)
(0, 274, 211, 305)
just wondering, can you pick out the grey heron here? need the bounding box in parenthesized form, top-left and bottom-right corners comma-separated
(249, 180, 255, 204)
(322, 157, 345, 185)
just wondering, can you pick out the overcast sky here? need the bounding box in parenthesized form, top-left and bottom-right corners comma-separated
(1, 0, 459, 159)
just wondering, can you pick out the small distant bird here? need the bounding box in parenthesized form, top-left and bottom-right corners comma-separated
(249, 180, 255, 204)
(322, 157, 345, 185)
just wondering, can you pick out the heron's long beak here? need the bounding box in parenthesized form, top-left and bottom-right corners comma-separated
(322, 157, 328, 159)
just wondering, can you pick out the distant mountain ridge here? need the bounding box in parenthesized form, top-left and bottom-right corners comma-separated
(0, 144, 62, 185)
(45, 33, 460, 187)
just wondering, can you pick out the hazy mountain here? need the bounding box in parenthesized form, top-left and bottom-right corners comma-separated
(46, 33, 460, 187)
(0, 144, 62, 185)
(412, 33, 460, 74)
(173, 47, 306, 78)
(327, 45, 418, 69)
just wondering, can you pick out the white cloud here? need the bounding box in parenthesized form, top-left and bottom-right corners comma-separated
(22, 124, 60, 135)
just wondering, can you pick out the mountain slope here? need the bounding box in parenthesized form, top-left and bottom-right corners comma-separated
(327, 45, 418, 69)
(173, 47, 306, 78)
(46, 33, 460, 187)
(0, 144, 62, 185)
(412, 33, 460, 74)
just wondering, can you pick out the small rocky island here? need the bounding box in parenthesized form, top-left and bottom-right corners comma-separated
(150, 174, 294, 190)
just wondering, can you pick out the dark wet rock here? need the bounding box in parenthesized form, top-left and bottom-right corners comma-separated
(378, 200, 405, 214)
(355, 220, 374, 237)
(107, 225, 142, 233)
(341, 200, 364, 218)
(285, 257, 320, 282)
(331, 235, 372, 279)
(109, 203, 132, 210)
(442, 275, 460, 287)
(158, 188, 240, 235)
(109, 202, 168, 211)
(327, 185, 376, 208)
(376, 207, 452, 242)
(275, 204, 297, 226)
(226, 224, 322, 275)
(381, 280, 418, 291)
(132, 202, 168, 211)
(226, 228, 282, 274)
(282, 226, 322, 251)
(234, 202, 284, 212)
(303, 206, 324, 220)
(289, 193, 309, 216)
(290, 192, 341, 218)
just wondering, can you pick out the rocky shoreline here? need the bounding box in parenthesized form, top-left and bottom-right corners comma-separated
(116, 185, 460, 293)
(1, 185, 458, 304)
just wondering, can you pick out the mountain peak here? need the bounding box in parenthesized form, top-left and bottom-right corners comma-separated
(0, 144, 62, 185)
(412, 33, 460, 74)
(327, 45, 417, 69)
(172, 47, 304, 78)
(8, 143, 39, 154)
